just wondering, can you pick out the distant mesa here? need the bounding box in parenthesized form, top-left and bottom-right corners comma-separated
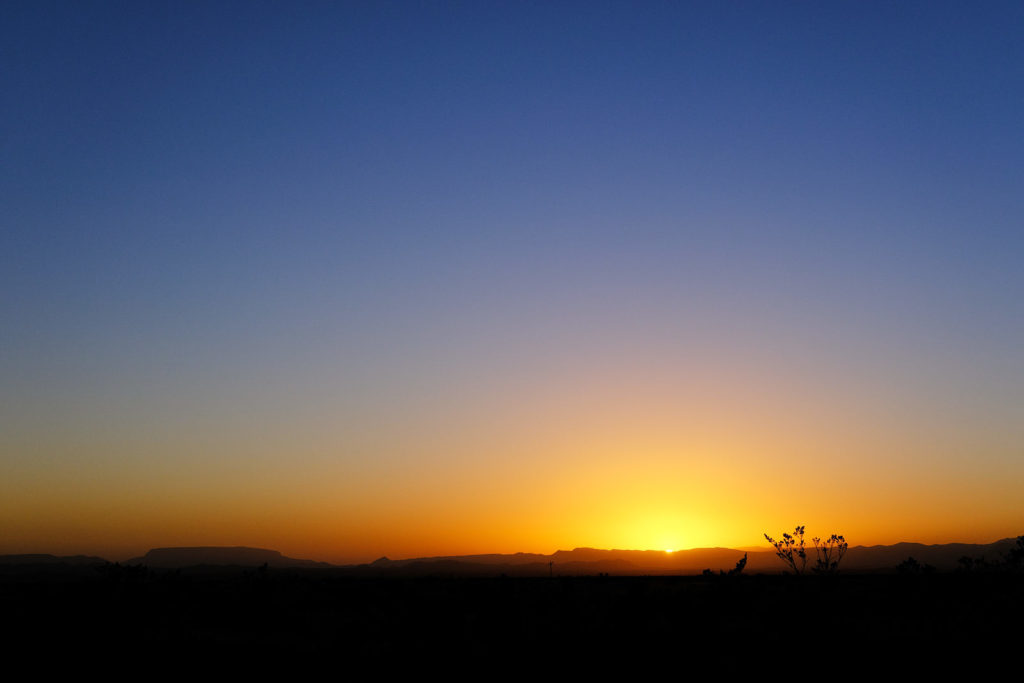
(127, 546, 332, 569)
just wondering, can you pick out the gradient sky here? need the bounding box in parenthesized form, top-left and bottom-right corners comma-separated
(3, 1, 1023, 563)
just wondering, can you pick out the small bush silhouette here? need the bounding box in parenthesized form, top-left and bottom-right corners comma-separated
(811, 534, 848, 574)
(764, 525, 808, 574)
(765, 526, 848, 575)
(958, 535, 1024, 573)
(897, 556, 935, 575)
(702, 553, 748, 577)
(1004, 535, 1024, 572)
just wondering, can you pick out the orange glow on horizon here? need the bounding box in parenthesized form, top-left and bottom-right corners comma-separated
(3, 358, 1023, 564)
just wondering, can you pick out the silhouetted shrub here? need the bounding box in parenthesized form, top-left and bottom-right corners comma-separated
(1003, 536, 1024, 572)
(958, 535, 1024, 573)
(702, 553, 748, 577)
(811, 534, 848, 575)
(765, 526, 848, 575)
(958, 555, 983, 572)
(897, 556, 934, 575)
(729, 553, 748, 576)
(765, 525, 808, 575)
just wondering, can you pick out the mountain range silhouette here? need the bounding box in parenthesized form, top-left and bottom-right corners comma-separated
(3, 538, 1017, 573)
(357, 540, 1018, 575)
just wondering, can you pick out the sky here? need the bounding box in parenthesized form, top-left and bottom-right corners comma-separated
(2, 1, 1023, 564)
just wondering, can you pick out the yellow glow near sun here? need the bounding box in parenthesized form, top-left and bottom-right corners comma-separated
(665, 548, 675, 553)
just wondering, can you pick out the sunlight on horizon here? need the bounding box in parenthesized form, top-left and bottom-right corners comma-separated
(3, 3, 1024, 563)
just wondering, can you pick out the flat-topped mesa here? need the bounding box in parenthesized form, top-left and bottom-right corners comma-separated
(128, 546, 331, 569)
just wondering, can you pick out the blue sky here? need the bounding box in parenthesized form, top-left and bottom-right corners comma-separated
(3, 2, 1023, 559)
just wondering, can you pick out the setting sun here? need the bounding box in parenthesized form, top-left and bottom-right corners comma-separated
(3, 1, 1022, 664)
(2, 1, 1023, 569)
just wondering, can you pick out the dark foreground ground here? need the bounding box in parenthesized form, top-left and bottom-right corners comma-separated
(3, 568, 1022, 671)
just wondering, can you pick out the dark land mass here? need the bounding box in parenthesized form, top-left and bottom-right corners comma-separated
(4, 538, 1015, 575)
(359, 539, 1019, 576)
(0, 553, 108, 577)
(5, 539, 1020, 669)
(2, 569, 1021, 671)
(0, 553, 107, 565)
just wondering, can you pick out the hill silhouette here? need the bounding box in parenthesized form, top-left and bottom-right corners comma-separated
(350, 538, 1019, 576)
(125, 546, 332, 569)
(3, 538, 1017, 574)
